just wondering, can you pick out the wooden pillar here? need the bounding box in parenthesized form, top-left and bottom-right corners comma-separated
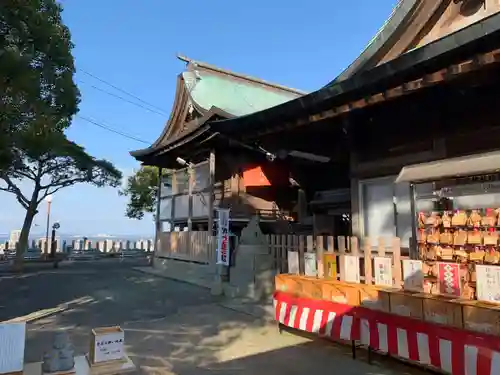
(208, 151, 216, 256)
(350, 146, 361, 237)
(297, 189, 307, 223)
(187, 166, 194, 257)
(154, 168, 163, 259)
(170, 172, 176, 230)
(208, 150, 223, 294)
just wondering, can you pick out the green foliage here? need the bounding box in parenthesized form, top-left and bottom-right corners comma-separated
(1, 128, 123, 207)
(120, 166, 160, 220)
(0, 1, 122, 266)
(0, 127, 123, 263)
(0, 0, 80, 169)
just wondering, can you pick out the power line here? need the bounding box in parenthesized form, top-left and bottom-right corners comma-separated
(79, 69, 171, 116)
(79, 80, 169, 117)
(76, 115, 151, 145)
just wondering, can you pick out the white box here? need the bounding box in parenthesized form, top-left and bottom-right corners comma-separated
(90, 327, 124, 364)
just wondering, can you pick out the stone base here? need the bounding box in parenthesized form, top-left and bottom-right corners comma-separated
(223, 269, 275, 302)
(237, 244, 269, 255)
(210, 282, 224, 296)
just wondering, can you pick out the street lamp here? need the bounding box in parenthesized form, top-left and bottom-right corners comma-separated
(44, 195, 53, 255)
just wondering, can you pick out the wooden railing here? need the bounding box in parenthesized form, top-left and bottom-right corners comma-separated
(267, 235, 407, 287)
(156, 231, 216, 264)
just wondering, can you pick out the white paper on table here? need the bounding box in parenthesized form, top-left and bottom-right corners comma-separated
(374, 256, 393, 287)
(402, 259, 424, 292)
(476, 264, 500, 303)
(0, 322, 26, 374)
(93, 331, 125, 363)
(287, 251, 299, 275)
(343, 255, 360, 283)
(304, 253, 317, 277)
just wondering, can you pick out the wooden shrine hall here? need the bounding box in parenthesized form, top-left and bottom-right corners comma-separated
(208, 0, 500, 251)
(130, 55, 323, 234)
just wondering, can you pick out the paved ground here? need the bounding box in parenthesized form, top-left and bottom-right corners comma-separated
(0, 261, 427, 375)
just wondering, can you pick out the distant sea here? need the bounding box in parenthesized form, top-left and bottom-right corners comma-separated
(0, 233, 153, 244)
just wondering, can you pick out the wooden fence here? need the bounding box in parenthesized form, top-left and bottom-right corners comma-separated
(267, 235, 407, 288)
(157, 231, 216, 264)
(156, 231, 407, 288)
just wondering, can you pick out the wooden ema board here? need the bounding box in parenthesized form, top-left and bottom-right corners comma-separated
(88, 327, 124, 365)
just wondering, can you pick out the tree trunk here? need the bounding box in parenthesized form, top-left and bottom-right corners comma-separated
(14, 189, 40, 272)
(14, 206, 37, 271)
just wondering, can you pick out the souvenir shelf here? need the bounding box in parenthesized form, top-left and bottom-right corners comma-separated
(417, 208, 500, 300)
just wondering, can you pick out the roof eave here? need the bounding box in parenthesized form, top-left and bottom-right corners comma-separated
(210, 12, 500, 137)
(130, 106, 233, 162)
(331, 0, 419, 84)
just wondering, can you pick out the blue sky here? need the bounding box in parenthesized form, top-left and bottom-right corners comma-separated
(0, 0, 398, 237)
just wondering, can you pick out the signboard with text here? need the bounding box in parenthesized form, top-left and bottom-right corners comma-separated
(304, 253, 317, 277)
(215, 208, 230, 266)
(343, 255, 360, 283)
(374, 257, 393, 287)
(402, 260, 424, 292)
(476, 265, 500, 303)
(90, 327, 125, 364)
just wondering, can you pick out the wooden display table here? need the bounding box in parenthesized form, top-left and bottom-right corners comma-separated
(23, 356, 136, 375)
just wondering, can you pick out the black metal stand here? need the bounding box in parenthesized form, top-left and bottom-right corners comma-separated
(351, 340, 356, 359)
(367, 346, 372, 364)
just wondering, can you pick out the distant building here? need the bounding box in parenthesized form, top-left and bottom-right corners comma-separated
(37, 237, 62, 253)
(8, 229, 21, 249)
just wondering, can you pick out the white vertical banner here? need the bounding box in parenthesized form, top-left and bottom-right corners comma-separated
(215, 208, 230, 266)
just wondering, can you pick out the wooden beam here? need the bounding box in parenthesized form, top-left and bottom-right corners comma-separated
(351, 98, 367, 109)
(449, 59, 475, 76)
(245, 47, 500, 140)
(477, 48, 500, 66)
(367, 92, 386, 105)
(424, 68, 448, 84)
(404, 78, 425, 92)
(385, 85, 404, 99)
(337, 103, 351, 114)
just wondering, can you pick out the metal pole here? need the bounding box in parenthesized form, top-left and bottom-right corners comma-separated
(45, 200, 51, 254)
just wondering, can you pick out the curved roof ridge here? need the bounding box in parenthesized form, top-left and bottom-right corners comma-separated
(177, 54, 307, 95)
(328, 0, 419, 85)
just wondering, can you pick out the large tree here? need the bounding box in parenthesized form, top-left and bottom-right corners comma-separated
(120, 166, 159, 220)
(0, 127, 122, 264)
(0, 0, 79, 168)
(0, 0, 122, 266)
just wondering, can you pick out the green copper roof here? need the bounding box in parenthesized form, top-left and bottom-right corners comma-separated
(182, 69, 304, 117)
